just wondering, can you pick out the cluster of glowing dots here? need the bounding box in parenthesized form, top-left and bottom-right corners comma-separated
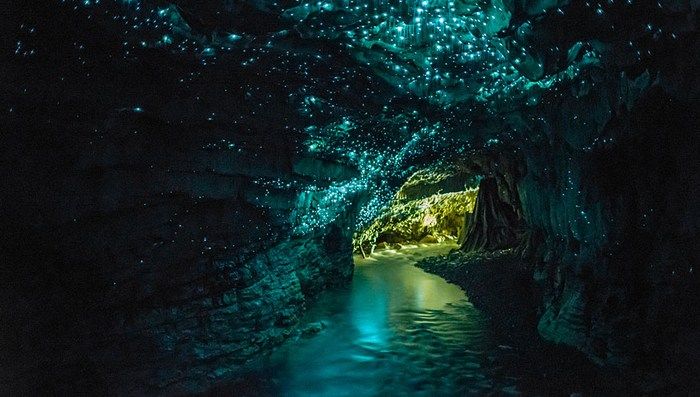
(65, 0, 244, 61)
(289, 0, 515, 102)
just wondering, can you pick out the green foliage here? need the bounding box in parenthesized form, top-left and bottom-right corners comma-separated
(354, 188, 477, 254)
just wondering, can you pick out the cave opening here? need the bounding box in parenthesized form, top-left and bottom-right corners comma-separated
(353, 166, 481, 259)
(352, 152, 528, 261)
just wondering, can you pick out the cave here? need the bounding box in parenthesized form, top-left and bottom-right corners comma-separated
(1, 0, 699, 395)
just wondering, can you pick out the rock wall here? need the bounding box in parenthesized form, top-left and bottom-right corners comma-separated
(0, 107, 361, 394)
(0, 7, 364, 392)
(444, 0, 700, 385)
(464, 83, 700, 388)
(523, 88, 699, 377)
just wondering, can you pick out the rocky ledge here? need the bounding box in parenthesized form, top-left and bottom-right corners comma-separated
(417, 249, 652, 395)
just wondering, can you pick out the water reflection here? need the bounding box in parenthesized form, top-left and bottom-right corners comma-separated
(236, 244, 518, 396)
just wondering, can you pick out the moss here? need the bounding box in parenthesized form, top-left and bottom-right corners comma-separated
(395, 165, 480, 200)
(354, 188, 477, 254)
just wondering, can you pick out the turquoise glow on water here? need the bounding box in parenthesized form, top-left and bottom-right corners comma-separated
(231, 244, 519, 396)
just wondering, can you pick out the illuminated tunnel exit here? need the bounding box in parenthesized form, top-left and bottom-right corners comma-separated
(353, 166, 480, 258)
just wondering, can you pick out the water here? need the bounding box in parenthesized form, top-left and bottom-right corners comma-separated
(233, 244, 520, 396)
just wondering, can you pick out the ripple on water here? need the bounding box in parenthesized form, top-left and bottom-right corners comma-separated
(234, 245, 520, 396)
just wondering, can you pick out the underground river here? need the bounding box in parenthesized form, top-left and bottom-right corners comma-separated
(224, 244, 521, 396)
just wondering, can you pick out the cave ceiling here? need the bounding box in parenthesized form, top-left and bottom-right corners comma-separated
(10, 0, 696, 230)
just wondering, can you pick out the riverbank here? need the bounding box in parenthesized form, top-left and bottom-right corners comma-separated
(416, 247, 630, 396)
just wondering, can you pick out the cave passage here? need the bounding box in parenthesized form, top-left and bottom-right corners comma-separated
(219, 169, 523, 395)
(2, 0, 698, 394)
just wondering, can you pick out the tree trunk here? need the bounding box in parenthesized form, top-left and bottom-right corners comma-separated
(461, 177, 520, 252)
